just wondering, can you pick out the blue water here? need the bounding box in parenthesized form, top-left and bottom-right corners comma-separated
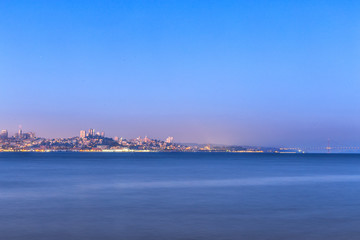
(1, 153, 360, 240)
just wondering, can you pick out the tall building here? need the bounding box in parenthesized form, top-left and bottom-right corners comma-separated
(165, 136, 174, 144)
(100, 131, 105, 137)
(0, 130, 8, 139)
(80, 130, 86, 138)
(17, 128, 23, 139)
(88, 128, 95, 136)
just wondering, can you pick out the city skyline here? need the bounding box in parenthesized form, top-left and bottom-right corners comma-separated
(1, 125, 175, 143)
(1, 125, 359, 152)
(1, 125, 277, 153)
(1, 1, 360, 147)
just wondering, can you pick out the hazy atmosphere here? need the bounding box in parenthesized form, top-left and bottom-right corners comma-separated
(1, 0, 360, 147)
(2, 2, 360, 240)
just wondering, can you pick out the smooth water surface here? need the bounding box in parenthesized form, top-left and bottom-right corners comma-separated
(1, 153, 360, 240)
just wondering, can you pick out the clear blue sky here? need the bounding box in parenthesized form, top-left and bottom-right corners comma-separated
(1, 0, 359, 147)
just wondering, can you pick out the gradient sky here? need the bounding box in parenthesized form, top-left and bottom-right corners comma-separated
(1, 0, 360, 147)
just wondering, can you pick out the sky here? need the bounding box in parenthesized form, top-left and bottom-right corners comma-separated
(1, 0, 360, 147)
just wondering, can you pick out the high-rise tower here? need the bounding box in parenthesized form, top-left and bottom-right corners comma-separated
(18, 126, 23, 139)
(88, 128, 95, 136)
(0, 130, 8, 139)
(80, 130, 86, 138)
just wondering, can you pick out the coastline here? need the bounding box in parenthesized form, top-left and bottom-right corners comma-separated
(0, 149, 300, 153)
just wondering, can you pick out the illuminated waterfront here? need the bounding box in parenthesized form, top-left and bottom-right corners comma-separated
(0, 127, 287, 153)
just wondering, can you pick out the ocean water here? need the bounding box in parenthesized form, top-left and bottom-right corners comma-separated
(1, 153, 360, 240)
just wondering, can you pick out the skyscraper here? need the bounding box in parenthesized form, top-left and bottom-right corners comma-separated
(80, 130, 86, 138)
(18, 127, 23, 139)
(0, 130, 8, 139)
(88, 128, 94, 137)
(101, 131, 105, 137)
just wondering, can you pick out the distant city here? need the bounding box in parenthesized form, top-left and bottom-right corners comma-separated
(0, 127, 295, 153)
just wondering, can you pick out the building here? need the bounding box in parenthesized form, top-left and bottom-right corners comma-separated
(0, 130, 8, 139)
(80, 130, 86, 138)
(100, 131, 105, 137)
(165, 136, 174, 144)
(18, 128, 23, 139)
(22, 132, 35, 139)
(88, 128, 95, 137)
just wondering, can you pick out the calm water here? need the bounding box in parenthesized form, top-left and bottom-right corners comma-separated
(1, 153, 360, 240)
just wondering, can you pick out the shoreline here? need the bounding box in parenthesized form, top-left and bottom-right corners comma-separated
(0, 149, 303, 153)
